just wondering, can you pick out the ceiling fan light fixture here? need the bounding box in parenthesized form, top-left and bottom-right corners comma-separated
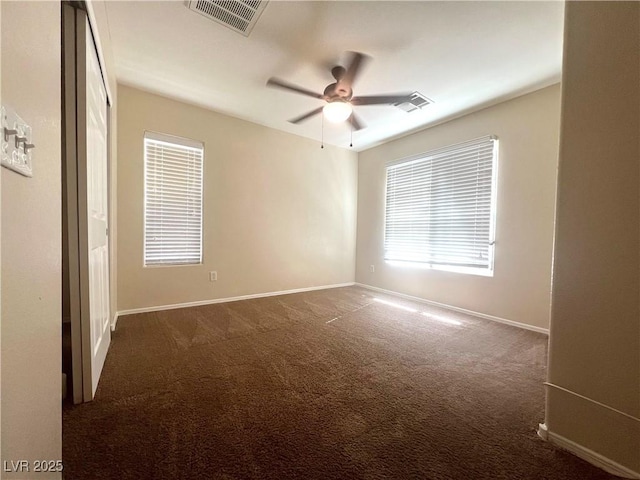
(323, 101, 352, 123)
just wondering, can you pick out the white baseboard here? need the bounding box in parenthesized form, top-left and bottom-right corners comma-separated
(537, 422, 549, 441)
(537, 423, 640, 479)
(115, 281, 549, 335)
(354, 282, 549, 334)
(116, 282, 356, 318)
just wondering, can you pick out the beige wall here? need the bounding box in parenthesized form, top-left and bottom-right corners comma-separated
(356, 84, 561, 330)
(117, 86, 357, 312)
(546, 1, 640, 474)
(1, 2, 62, 478)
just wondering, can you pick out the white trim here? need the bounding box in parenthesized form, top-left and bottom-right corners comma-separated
(116, 282, 356, 317)
(355, 283, 549, 334)
(385, 260, 493, 277)
(537, 423, 640, 479)
(537, 422, 549, 441)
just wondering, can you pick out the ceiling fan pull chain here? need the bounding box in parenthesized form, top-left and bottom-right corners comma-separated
(321, 114, 324, 149)
(350, 118, 353, 148)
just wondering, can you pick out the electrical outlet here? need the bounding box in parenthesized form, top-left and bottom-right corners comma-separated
(209, 271, 217, 282)
(370, 265, 375, 273)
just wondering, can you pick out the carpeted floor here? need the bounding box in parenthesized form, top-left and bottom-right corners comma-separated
(63, 286, 619, 479)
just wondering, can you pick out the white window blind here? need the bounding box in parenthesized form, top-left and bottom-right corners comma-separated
(144, 132, 203, 266)
(384, 136, 498, 273)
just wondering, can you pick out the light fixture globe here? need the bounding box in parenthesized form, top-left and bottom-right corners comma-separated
(323, 101, 352, 123)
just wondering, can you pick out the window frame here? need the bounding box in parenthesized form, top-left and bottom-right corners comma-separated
(383, 135, 499, 277)
(143, 131, 204, 268)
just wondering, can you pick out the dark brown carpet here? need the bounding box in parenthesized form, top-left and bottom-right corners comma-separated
(63, 286, 618, 479)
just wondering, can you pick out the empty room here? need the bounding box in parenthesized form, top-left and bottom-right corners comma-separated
(1, 1, 638, 479)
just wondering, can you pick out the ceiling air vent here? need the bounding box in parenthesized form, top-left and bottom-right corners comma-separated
(395, 92, 433, 113)
(187, 0, 268, 37)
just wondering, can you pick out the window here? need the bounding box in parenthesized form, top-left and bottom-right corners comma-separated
(384, 136, 498, 275)
(144, 132, 203, 266)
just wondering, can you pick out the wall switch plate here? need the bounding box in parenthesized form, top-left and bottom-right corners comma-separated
(1, 105, 33, 177)
(370, 265, 375, 273)
(209, 271, 217, 282)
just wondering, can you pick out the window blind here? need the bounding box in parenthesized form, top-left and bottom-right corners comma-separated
(144, 132, 203, 266)
(384, 136, 497, 271)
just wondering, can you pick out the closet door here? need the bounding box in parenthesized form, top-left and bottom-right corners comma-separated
(78, 9, 111, 400)
(63, 4, 111, 402)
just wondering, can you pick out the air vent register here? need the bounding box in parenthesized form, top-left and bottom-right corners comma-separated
(187, 0, 268, 37)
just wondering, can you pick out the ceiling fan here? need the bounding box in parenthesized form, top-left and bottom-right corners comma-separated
(266, 52, 413, 131)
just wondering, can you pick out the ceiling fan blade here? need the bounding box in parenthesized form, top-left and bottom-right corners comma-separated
(267, 78, 324, 99)
(289, 107, 324, 124)
(340, 51, 370, 88)
(351, 94, 413, 106)
(349, 112, 365, 131)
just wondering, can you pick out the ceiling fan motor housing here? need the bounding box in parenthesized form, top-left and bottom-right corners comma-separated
(324, 82, 352, 100)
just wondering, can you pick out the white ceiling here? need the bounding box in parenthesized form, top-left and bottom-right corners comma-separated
(104, 1, 564, 151)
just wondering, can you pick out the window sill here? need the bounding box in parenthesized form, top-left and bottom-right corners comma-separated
(385, 260, 494, 277)
(143, 263, 203, 268)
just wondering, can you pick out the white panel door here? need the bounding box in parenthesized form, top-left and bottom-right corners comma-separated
(84, 22, 111, 398)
